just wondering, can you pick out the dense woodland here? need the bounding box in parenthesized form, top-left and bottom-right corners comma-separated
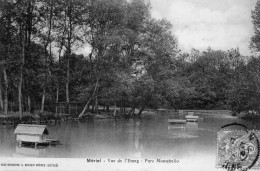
(1, 0, 260, 117)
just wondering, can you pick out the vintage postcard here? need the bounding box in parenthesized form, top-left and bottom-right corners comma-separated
(0, 0, 259, 170)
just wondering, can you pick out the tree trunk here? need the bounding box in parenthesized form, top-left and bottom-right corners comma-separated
(0, 83, 3, 113)
(79, 99, 92, 118)
(66, 3, 72, 104)
(127, 107, 135, 116)
(19, 30, 25, 118)
(95, 95, 98, 112)
(3, 67, 8, 115)
(19, 42, 24, 117)
(28, 96, 31, 113)
(66, 65, 70, 103)
(137, 105, 146, 117)
(41, 88, 45, 113)
(55, 86, 59, 114)
(18, 76, 23, 117)
(113, 101, 117, 117)
(78, 77, 99, 118)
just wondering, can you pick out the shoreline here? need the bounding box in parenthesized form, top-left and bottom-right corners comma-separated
(0, 109, 243, 127)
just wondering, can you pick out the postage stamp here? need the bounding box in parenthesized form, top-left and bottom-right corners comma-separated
(217, 128, 260, 170)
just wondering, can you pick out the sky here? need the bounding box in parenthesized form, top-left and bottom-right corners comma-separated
(150, 0, 257, 56)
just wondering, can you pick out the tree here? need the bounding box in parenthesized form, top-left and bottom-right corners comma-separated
(0, 0, 21, 115)
(1, 0, 185, 118)
(79, 0, 135, 117)
(130, 19, 179, 115)
(251, 0, 260, 52)
(59, 0, 86, 103)
(227, 56, 260, 114)
(15, 0, 38, 115)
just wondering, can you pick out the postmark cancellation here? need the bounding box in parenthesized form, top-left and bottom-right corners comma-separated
(217, 129, 260, 170)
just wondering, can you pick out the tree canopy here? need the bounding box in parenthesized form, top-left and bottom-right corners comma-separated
(0, 0, 259, 117)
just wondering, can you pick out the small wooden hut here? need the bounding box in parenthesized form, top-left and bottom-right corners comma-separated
(14, 124, 49, 148)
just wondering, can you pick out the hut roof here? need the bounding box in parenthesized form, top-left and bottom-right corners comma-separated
(14, 124, 49, 135)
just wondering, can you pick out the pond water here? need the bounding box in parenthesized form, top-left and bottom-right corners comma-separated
(0, 111, 258, 170)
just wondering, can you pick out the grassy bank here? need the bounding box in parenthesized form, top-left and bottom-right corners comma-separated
(0, 109, 159, 127)
(238, 113, 260, 122)
(0, 112, 62, 126)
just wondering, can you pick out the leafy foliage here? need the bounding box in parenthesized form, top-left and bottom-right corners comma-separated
(0, 0, 260, 117)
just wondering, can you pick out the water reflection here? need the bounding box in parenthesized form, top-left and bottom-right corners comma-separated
(168, 122, 199, 138)
(13, 146, 46, 158)
(185, 122, 199, 138)
(127, 120, 144, 158)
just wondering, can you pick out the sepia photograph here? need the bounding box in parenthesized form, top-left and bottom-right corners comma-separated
(0, 0, 260, 170)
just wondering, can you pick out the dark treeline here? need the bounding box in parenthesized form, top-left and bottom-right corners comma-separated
(0, 0, 260, 117)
